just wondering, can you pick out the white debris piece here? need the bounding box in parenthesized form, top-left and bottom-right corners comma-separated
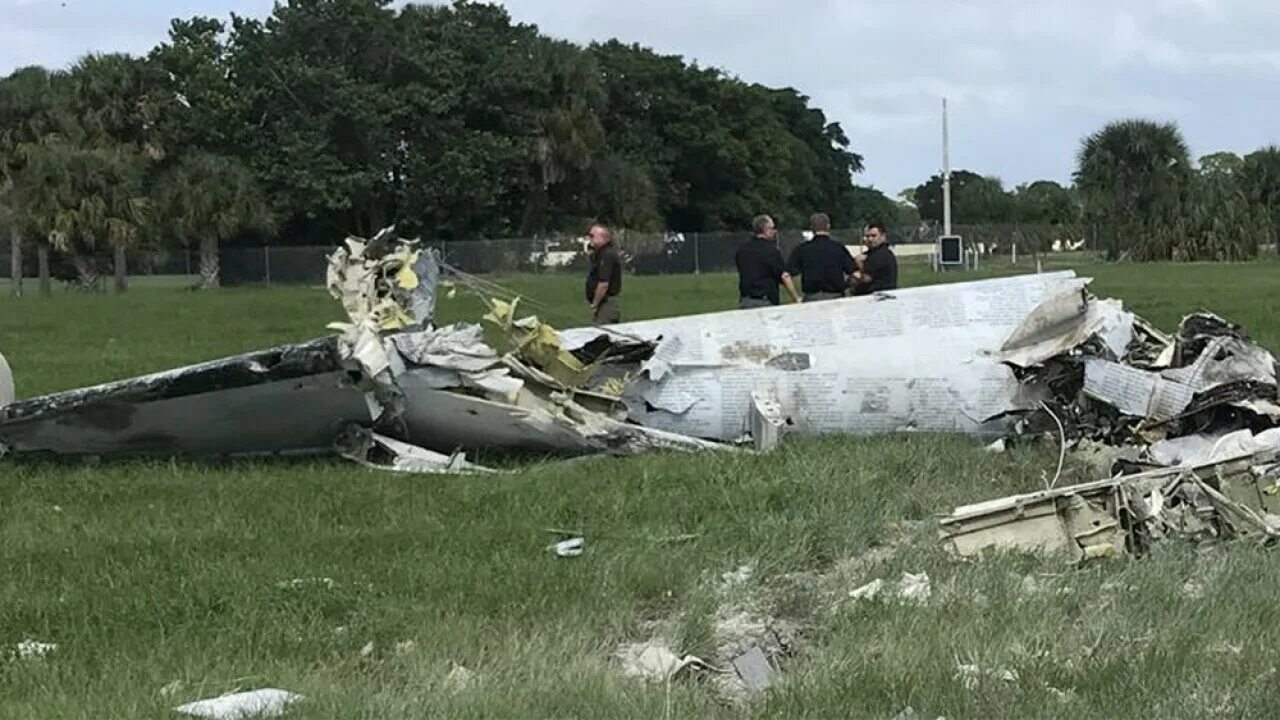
(616, 641, 709, 683)
(174, 689, 303, 720)
(720, 564, 754, 588)
(0, 350, 13, 409)
(955, 663, 1019, 690)
(1148, 428, 1280, 467)
(444, 663, 477, 692)
(848, 579, 885, 601)
(847, 573, 931, 605)
(336, 427, 496, 475)
(549, 537, 585, 557)
(276, 577, 336, 590)
(159, 680, 185, 698)
(897, 572, 932, 605)
(12, 639, 57, 659)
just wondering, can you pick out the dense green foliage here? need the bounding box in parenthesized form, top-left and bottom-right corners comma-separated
(1076, 120, 1277, 260)
(146, 0, 876, 240)
(5, 0, 1280, 282)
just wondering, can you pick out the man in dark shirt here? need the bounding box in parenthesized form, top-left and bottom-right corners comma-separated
(585, 221, 623, 324)
(851, 221, 899, 295)
(735, 214, 801, 308)
(787, 212, 854, 302)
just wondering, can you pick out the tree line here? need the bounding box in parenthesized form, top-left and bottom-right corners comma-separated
(1, 0, 893, 292)
(907, 122, 1280, 261)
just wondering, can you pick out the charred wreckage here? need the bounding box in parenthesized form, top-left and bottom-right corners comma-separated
(2, 229, 1278, 559)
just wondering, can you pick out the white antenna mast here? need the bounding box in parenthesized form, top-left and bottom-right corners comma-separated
(942, 97, 952, 236)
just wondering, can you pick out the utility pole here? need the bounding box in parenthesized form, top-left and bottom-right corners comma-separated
(942, 97, 952, 236)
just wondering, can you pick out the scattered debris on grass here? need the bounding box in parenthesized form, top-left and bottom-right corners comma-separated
(159, 681, 185, 699)
(848, 578, 885, 601)
(8, 639, 57, 660)
(615, 641, 712, 683)
(444, 663, 478, 692)
(891, 707, 947, 720)
(954, 662, 1019, 690)
(173, 688, 303, 720)
(548, 537, 585, 558)
(847, 572, 932, 605)
(275, 577, 336, 591)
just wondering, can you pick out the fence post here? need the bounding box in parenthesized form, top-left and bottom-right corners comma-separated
(10, 236, 22, 298)
(264, 246, 272, 286)
(38, 245, 51, 297)
(693, 232, 700, 275)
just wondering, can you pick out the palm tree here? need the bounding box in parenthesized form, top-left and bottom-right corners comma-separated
(66, 53, 160, 291)
(522, 39, 605, 231)
(1180, 166, 1268, 261)
(0, 66, 72, 296)
(153, 152, 275, 289)
(15, 143, 149, 291)
(1075, 119, 1192, 260)
(1240, 146, 1280, 236)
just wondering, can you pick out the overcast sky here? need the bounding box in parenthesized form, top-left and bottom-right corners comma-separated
(4, 0, 1279, 195)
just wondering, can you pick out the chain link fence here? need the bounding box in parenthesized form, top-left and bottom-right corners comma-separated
(3, 223, 1099, 288)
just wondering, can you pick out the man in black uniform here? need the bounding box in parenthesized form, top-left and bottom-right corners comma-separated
(585, 222, 622, 324)
(787, 212, 854, 302)
(735, 214, 801, 308)
(851, 221, 898, 295)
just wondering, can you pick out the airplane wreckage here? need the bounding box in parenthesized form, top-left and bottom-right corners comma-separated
(2, 228, 1280, 557)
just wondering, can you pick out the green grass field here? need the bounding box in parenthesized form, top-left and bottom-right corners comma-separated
(4, 258, 1280, 719)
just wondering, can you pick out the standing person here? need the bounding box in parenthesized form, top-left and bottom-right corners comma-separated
(851, 221, 898, 295)
(787, 212, 854, 302)
(585, 221, 623, 324)
(735, 214, 801, 308)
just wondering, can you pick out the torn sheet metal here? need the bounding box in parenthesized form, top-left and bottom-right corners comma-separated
(749, 391, 786, 452)
(1147, 428, 1280, 467)
(0, 350, 12, 411)
(334, 425, 495, 474)
(940, 443, 1280, 559)
(0, 231, 731, 463)
(326, 226, 439, 331)
(997, 287, 1134, 368)
(1082, 358, 1196, 422)
(0, 337, 370, 458)
(559, 272, 1086, 441)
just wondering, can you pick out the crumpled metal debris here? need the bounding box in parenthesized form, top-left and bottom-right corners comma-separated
(939, 440, 1280, 559)
(0, 229, 727, 468)
(4, 240, 1275, 472)
(999, 295, 1280, 459)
